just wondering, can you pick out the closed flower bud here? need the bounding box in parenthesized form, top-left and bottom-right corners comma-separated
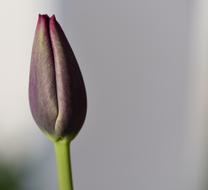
(29, 14, 87, 139)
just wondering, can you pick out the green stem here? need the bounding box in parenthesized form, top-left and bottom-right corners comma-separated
(54, 137, 73, 190)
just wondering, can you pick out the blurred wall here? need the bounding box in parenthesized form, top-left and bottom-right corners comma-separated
(0, 0, 207, 190)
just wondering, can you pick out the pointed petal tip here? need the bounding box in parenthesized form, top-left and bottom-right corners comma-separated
(38, 14, 50, 23)
(50, 15, 57, 24)
(50, 15, 56, 20)
(49, 14, 57, 33)
(37, 14, 50, 30)
(38, 14, 49, 18)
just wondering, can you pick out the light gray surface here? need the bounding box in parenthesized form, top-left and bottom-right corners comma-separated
(0, 0, 205, 190)
(62, 1, 195, 190)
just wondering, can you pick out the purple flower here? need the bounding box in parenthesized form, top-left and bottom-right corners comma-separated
(29, 14, 87, 138)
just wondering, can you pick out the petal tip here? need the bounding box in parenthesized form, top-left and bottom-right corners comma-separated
(50, 15, 56, 20)
(49, 14, 57, 33)
(38, 14, 49, 18)
(37, 14, 50, 30)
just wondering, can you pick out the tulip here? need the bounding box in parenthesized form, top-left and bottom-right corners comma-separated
(29, 14, 87, 138)
(29, 14, 87, 190)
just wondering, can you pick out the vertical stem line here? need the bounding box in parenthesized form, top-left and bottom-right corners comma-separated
(54, 138, 73, 190)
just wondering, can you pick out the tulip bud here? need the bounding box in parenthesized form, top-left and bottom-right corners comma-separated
(29, 14, 87, 139)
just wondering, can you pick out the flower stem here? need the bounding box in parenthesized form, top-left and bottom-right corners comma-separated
(54, 137, 73, 190)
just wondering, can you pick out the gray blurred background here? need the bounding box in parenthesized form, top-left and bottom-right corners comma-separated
(0, 0, 208, 190)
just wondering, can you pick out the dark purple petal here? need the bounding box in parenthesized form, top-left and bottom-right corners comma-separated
(29, 14, 87, 138)
(49, 15, 87, 136)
